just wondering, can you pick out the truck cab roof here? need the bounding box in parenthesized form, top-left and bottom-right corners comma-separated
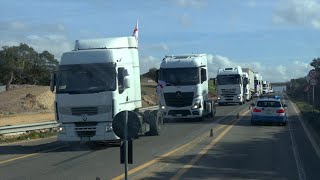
(217, 66, 242, 75)
(74, 36, 137, 50)
(160, 54, 207, 68)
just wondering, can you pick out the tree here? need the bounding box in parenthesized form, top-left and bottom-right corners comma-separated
(310, 58, 320, 70)
(0, 43, 59, 90)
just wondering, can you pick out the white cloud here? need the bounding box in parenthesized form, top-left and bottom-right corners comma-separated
(178, 13, 193, 27)
(148, 43, 170, 51)
(139, 54, 312, 82)
(247, 0, 257, 8)
(0, 21, 72, 60)
(273, 0, 320, 29)
(207, 54, 312, 82)
(175, 0, 207, 8)
(140, 56, 162, 74)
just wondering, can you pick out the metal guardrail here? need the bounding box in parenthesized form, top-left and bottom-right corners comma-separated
(0, 106, 158, 135)
(0, 85, 5, 93)
(0, 121, 59, 135)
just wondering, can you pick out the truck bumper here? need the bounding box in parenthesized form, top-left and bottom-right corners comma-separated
(162, 107, 203, 119)
(57, 122, 119, 142)
(217, 96, 242, 103)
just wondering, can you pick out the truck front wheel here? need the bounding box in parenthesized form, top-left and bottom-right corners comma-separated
(147, 110, 163, 136)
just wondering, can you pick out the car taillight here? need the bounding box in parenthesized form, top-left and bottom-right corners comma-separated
(253, 108, 261, 112)
(277, 109, 285, 113)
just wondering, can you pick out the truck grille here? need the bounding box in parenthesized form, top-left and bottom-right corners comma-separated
(74, 122, 97, 137)
(164, 92, 194, 107)
(168, 110, 191, 116)
(71, 107, 98, 116)
(221, 88, 237, 95)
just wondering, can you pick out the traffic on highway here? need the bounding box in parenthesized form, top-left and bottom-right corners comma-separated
(1, 1, 320, 180)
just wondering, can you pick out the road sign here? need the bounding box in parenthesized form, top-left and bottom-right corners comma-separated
(310, 79, 317, 86)
(306, 76, 312, 83)
(308, 69, 317, 78)
(112, 111, 141, 140)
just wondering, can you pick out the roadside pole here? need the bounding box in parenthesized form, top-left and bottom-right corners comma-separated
(313, 85, 315, 113)
(124, 111, 128, 180)
(306, 69, 317, 114)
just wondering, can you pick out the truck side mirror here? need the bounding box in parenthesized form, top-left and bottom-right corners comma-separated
(50, 73, 56, 92)
(124, 77, 131, 89)
(201, 68, 207, 83)
(123, 69, 129, 76)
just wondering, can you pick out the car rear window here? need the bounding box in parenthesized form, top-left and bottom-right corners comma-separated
(257, 101, 281, 107)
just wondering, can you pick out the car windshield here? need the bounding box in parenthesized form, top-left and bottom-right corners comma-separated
(159, 68, 199, 86)
(217, 75, 241, 85)
(257, 101, 281, 108)
(57, 63, 116, 94)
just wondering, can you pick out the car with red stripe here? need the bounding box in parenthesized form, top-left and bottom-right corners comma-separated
(251, 98, 287, 126)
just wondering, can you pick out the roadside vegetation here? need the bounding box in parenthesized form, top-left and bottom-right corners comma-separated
(286, 58, 320, 137)
(0, 130, 57, 144)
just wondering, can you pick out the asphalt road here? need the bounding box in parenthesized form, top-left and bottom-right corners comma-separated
(0, 94, 319, 180)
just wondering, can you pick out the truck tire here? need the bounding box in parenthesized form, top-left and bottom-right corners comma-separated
(207, 100, 216, 118)
(146, 110, 163, 136)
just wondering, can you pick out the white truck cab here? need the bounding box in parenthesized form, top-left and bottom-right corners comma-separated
(156, 54, 216, 121)
(51, 37, 162, 142)
(254, 73, 263, 97)
(216, 66, 246, 105)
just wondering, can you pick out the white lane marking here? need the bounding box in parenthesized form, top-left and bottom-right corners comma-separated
(288, 106, 307, 180)
(290, 101, 320, 159)
(281, 91, 306, 180)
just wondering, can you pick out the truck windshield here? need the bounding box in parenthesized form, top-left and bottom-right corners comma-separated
(159, 68, 199, 86)
(56, 63, 116, 94)
(217, 75, 241, 85)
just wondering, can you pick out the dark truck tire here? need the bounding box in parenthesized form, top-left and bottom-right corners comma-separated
(144, 110, 163, 136)
(207, 100, 216, 118)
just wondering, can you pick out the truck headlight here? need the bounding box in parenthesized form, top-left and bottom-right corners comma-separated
(192, 100, 201, 109)
(217, 97, 221, 100)
(57, 126, 65, 133)
(238, 96, 241, 99)
(161, 105, 166, 110)
(106, 124, 113, 132)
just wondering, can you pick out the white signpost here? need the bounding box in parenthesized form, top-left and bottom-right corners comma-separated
(306, 69, 317, 113)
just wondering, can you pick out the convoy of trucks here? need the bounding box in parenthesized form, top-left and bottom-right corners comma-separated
(50, 37, 163, 142)
(49, 34, 271, 143)
(216, 66, 246, 105)
(156, 54, 216, 121)
(242, 68, 255, 101)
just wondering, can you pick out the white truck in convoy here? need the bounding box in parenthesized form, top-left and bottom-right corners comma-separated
(242, 68, 255, 101)
(216, 66, 247, 105)
(254, 73, 263, 97)
(156, 54, 216, 121)
(262, 80, 269, 94)
(50, 37, 163, 142)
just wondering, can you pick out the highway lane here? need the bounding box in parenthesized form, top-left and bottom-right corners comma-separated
(132, 97, 320, 179)
(0, 103, 250, 180)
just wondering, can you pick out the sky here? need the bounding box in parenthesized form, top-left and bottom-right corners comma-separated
(0, 0, 319, 82)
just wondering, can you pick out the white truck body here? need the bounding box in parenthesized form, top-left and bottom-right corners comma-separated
(254, 73, 263, 96)
(262, 80, 269, 94)
(216, 66, 245, 105)
(242, 68, 255, 101)
(52, 37, 161, 142)
(157, 54, 215, 120)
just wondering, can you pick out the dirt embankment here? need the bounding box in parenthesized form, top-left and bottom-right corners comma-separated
(0, 83, 159, 126)
(0, 85, 54, 116)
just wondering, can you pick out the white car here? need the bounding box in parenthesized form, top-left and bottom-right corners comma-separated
(251, 98, 287, 126)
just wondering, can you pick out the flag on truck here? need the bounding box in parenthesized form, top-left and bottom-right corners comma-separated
(133, 20, 138, 42)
